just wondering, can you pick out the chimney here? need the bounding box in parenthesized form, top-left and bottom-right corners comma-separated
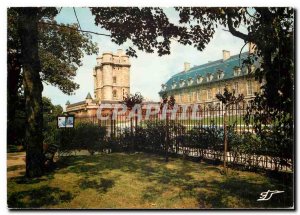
(222, 50, 230, 61)
(249, 42, 256, 54)
(117, 49, 125, 56)
(184, 62, 190, 72)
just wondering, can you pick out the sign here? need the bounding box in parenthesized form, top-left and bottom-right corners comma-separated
(57, 115, 75, 128)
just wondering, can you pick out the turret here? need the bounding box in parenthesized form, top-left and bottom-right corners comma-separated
(102, 52, 113, 64)
(85, 92, 93, 104)
(65, 100, 70, 111)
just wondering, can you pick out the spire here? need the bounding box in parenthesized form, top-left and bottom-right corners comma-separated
(65, 100, 70, 105)
(86, 92, 92, 99)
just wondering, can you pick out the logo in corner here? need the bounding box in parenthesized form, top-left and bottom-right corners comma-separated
(257, 190, 284, 201)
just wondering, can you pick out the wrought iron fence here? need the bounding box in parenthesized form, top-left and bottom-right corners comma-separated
(75, 103, 293, 172)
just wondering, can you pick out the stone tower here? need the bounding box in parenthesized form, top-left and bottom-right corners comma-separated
(93, 49, 130, 102)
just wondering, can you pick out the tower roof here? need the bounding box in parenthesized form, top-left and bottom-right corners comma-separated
(65, 100, 70, 105)
(86, 92, 92, 99)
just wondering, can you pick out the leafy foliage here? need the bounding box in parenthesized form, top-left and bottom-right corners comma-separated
(160, 92, 175, 110)
(8, 8, 99, 95)
(244, 94, 293, 170)
(216, 87, 244, 108)
(90, 7, 193, 57)
(121, 92, 144, 110)
(72, 123, 107, 155)
(44, 122, 107, 156)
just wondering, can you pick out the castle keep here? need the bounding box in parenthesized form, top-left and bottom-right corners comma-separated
(66, 49, 131, 116)
(94, 49, 130, 102)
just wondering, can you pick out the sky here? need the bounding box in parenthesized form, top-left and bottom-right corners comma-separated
(42, 7, 247, 109)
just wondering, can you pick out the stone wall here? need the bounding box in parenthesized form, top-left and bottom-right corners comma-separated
(172, 76, 260, 105)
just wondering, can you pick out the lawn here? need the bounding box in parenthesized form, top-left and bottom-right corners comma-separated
(7, 152, 293, 209)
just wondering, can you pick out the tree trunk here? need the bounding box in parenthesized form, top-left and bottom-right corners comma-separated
(7, 52, 22, 145)
(18, 8, 44, 177)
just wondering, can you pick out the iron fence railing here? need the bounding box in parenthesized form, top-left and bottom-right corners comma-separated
(74, 104, 293, 172)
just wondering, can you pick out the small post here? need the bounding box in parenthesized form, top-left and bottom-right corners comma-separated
(110, 112, 113, 139)
(223, 110, 228, 174)
(165, 112, 169, 162)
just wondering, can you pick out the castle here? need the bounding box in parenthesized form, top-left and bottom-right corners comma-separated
(66, 45, 261, 118)
(66, 49, 131, 116)
(159, 44, 260, 108)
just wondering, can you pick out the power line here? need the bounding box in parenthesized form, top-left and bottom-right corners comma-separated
(39, 21, 111, 37)
(73, 7, 82, 31)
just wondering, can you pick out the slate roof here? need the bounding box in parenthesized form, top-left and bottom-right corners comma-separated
(86, 92, 92, 99)
(160, 52, 259, 94)
(67, 101, 86, 108)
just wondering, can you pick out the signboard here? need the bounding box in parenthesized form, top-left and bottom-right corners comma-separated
(57, 115, 75, 128)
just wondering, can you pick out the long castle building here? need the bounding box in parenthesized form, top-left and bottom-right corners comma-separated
(159, 44, 261, 108)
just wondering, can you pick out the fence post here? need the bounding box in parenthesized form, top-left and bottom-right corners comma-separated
(110, 112, 115, 139)
(223, 110, 228, 175)
(165, 112, 169, 162)
(130, 111, 133, 136)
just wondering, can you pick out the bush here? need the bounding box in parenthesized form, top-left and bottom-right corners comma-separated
(73, 123, 107, 155)
(43, 121, 107, 155)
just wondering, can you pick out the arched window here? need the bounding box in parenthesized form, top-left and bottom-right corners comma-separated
(122, 89, 126, 98)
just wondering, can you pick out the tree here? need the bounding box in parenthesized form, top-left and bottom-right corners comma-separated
(8, 8, 98, 177)
(216, 87, 244, 174)
(121, 92, 144, 110)
(8, 8, 98, 145)
(17, 8, 44, 177)
(91, 7, 293, 114)
(159, 92, 176, 162)
(121, 92, 144, 151)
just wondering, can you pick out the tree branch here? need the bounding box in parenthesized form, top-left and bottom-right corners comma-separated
(227, 13, 249, 42)
(73, 7, 82, 31)
(39, 21, 111, 37)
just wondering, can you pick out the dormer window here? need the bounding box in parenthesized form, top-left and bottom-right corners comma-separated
(206, 73, 213, 82)
(188, 77, 193, 86)
(217, 70, 224, 80)
(244, 65, 255, 74)
(196, 75, 203, 84)
(179, 80, 185, 87)
(172, 81, 177, 89)
(233, 67, 241, 76)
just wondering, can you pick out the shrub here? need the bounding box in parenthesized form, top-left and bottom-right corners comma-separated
(73, 123, 107, 155)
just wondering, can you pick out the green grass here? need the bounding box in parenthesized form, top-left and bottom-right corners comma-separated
(7, 152, 293, 209)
